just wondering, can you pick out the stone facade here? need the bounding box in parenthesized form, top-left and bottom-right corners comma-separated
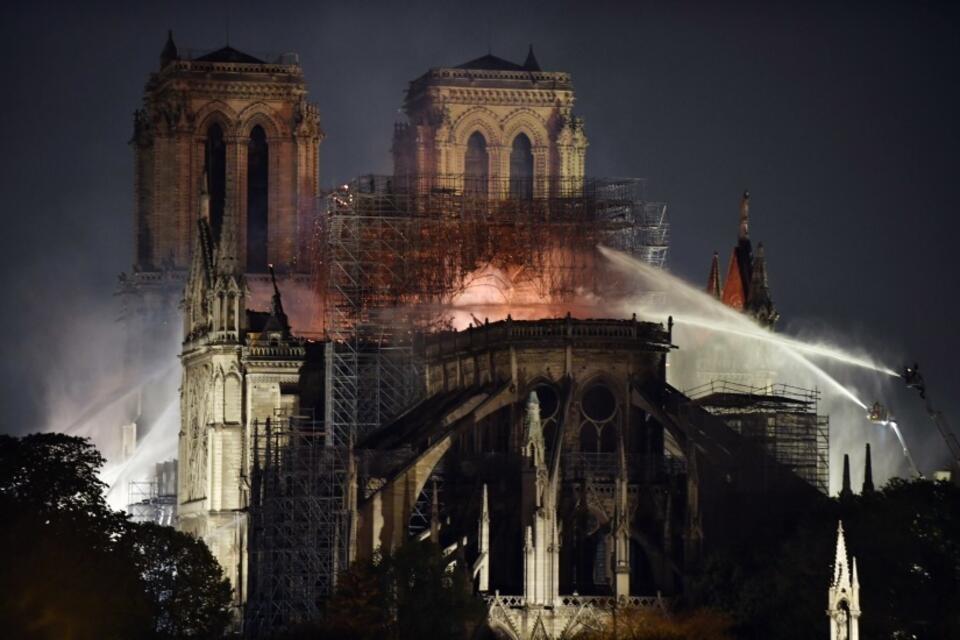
(131, 33, 322, 273)
(177, 172, 305, 609)
(393, 49, 587, 197)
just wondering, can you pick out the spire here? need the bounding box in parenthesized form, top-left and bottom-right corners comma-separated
(707, 251, 722, 298)
(833, 521, 850, 587)
(523, 391, 544, 470)
(721, 249, 747, 310)
(745, 242, 779, 327)
(161, 30, 179, 68)
(739, 189, 750, 241)
(523, 44, 541, 71)
(215, 179, 240, 275)
(840, 454, 852, 498)
(829, 520, 862, 640)
(477, 483, 490, 591)
(862, 443, 875, 494)
(263, 264, 291, 336)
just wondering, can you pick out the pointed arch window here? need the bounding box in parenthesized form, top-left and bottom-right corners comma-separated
(509, 133, 534, 200)
(464, 131, 488, 197)
(247, 125, 269, 272)
(204, 123, 226, 242)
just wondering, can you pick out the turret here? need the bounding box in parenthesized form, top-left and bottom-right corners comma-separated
(739, 189, 750, 241)
(523, 44, 541, 71)
(840, 453, 852, 499)
(160, 29, 178, 68)
(706, 251, 722, 299)
(862, 443, 875, 494)
(746, 242, 779, 327)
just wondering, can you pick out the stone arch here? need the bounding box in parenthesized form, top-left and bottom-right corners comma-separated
(451, 106, 502, 147)
(577, 375, 623, 454)
(237, 102, 285, 139)
(194, 101, 239, 139)
(224, 373, 242, 424)
(212, 369, 225, 424)
(500, 108, 549, 148)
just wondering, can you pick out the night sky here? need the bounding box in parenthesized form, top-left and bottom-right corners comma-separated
(2, 1, 958, 476)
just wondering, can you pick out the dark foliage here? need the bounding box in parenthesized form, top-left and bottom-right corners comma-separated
(689, 478, 960, 639)
(308, 539, 486, 640)
(0, 433, 233, 640)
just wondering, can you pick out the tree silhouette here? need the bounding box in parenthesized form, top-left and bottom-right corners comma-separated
(0, 433, 232, 640)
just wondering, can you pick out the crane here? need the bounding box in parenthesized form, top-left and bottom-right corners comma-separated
(902, 363, 960, 473)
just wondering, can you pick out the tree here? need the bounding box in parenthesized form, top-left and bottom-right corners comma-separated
(318, 540, 485, 640)
(0, 433, 151, 639)
(577, 607, 734, 640)
(688, 478, 960, 640)
(0, 433, 233, 640)
(122, 521, 233, 639)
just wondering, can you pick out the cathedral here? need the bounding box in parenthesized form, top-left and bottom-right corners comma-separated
(123, 34, 838, 638)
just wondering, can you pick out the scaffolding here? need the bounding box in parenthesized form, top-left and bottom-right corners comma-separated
(687, 380, 830, 494)
(126, 460, 177, 526)
(245, 415, 338, 635)
(247, 174, 670, 634)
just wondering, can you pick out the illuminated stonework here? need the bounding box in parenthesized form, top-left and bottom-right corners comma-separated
(393, 48, 587, 197)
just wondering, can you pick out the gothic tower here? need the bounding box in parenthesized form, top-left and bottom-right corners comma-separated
(131, 31, 322, 274)
(392, 46, 587, 197)
(178, 174, 306, 608)
(117, 32, 323, 496)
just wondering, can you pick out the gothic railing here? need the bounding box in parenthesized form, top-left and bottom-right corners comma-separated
(483, 593, 670, 610)
(424, 317, 672, 361)
(562, 452, 686, 481)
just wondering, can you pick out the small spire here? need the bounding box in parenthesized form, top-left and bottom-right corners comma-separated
(862, 443, 875, 494)
(706, 251, 722, 299)
(840, 453, 852, 498)
(215, 181, 239, 275)
(745, 242, 779, 327)
(739, 189, 750, 241)
(161, 29, 178, 68)
(720, 249, 747, 311)
(263, 264, 291, 337)
(833, 520, 850, 586)
(852, 556, 859, 587)
(833, 521, 850, 587)
(523, 44, 541, 71)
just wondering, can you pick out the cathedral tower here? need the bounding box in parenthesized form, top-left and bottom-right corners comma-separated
(117, 33, 323, 489)
(392, 47, 587, 197)
(131, 31, 323, 273)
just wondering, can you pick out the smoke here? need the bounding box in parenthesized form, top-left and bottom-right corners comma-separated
(597, 246, 918, 494)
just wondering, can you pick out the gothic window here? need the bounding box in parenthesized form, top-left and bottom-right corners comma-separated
(204, 123, 226, 242)
(247, 125, 269, 272)
(578, 383, 621, 456)
(509, 133, 534, 200)
(592, 533, 609, 586)
(464, 131, 488, 196)
(579, 424, 599, 453)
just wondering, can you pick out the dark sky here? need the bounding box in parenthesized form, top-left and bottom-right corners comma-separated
(2, 1, 958, 473)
